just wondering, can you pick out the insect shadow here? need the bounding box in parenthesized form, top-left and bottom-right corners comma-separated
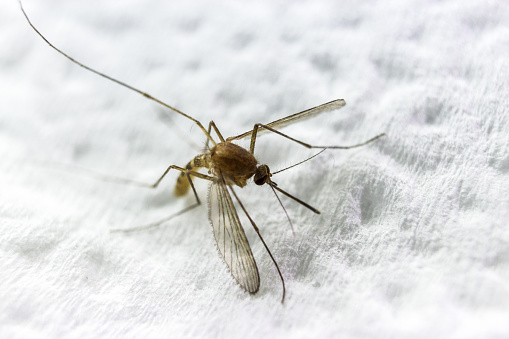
(21, 2, 385, 303)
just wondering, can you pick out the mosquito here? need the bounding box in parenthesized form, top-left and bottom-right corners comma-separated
(20, 2, 385, 303)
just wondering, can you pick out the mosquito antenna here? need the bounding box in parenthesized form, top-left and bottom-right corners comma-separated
(19, 1, 216, 146)
(267, 180, 295, 236)
(229, 186, 286, 304)
(273, 148, 328, 175)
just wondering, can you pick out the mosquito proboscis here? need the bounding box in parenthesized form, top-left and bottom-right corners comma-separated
(20, 2, 386, 303)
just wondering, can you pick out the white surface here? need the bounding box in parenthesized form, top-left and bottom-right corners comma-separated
(1, 0, 508, 338)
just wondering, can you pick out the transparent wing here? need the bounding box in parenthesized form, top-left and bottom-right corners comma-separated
(228, 98, 346, 141)
(208, 173, 260, 293)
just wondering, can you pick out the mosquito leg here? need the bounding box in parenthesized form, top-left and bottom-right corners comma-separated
(247, 123, 386, 155)
(29, 160, 212, 191)
(205, 120, 225, 150)
(248, 123, 261, 155)
(208, 121, 226, 144)
(111, 169, 214, 233)
(229, 186, 286, 304)
(20, 2, 217, 147)
(205, 121, 213, 150)
(110, 200, 199, 233)
(150, 165, 214, 189)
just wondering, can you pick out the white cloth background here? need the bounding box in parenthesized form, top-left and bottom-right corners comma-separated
(1, 0, 508, 338)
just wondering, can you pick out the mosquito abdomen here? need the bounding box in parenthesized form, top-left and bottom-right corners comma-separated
(174, 154, 210, 196)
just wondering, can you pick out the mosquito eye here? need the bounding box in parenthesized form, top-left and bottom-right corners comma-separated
(253, 164, 271, 185)
(254, 175, 266, 185)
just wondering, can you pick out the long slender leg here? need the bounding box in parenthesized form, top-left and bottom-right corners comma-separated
(150, 165, 214, 189)
(20, 3, 217, 146)
(204, 122, 214, 150)
(41, 156, 213, 234)
(205, 120, 226, 150)
(247, 123, 386, 155)
(111, 168, 215, 233)
(30, 159, 213, 190)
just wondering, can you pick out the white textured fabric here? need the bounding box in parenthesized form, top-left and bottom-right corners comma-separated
(1, 0, 508, 338)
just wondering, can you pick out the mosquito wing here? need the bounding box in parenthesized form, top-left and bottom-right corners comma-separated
(227, 98, 346, 141)
(208, 172, 260, 294)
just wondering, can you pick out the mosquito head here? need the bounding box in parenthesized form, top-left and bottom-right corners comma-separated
(253, 164, 272, 186)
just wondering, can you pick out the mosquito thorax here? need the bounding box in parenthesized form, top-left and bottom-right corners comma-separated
(210, 142, 258, 187)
